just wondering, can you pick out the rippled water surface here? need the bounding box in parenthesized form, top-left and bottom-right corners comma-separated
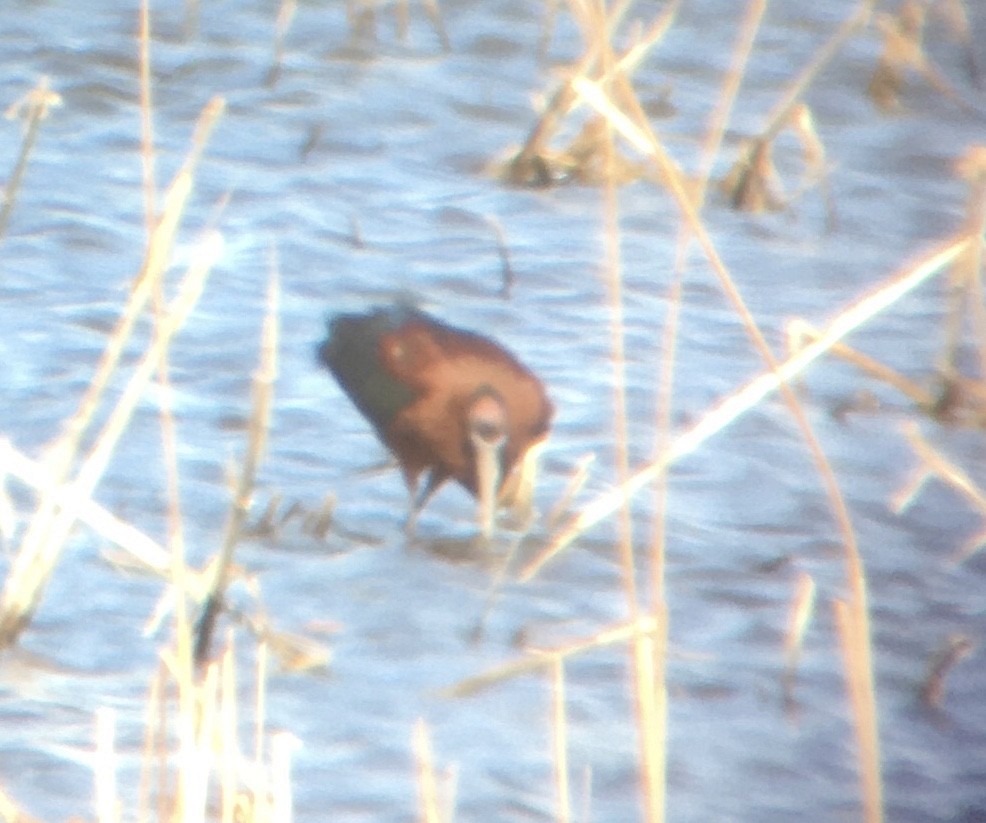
(1, 1, 986, 820)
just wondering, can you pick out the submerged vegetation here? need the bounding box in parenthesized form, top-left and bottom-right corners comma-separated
(0, 0, 984, 821)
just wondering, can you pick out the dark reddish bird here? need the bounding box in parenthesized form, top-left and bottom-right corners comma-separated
(317, 304, 553, 534)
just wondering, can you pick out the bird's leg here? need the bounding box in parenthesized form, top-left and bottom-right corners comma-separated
(404, 469, 447, 534)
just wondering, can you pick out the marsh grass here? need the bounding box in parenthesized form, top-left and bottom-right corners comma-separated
(0, 6, 319, 819)
(468, 1, 981, 822)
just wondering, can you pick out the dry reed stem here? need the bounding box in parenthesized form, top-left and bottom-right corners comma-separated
(0, 786, 40, 823)
(525, 234, 972, 576)
(95, 707, 120, 823)
(0, 77, 61, 248)
(505, 0, 677, 184)
(0, 470, 14, 548)
(783, 571, 816, 697)
(947, 146, 986, 379)
(139, 0, 156, 233)
(271, 733, 301, 823)
(586, 10, 666, 814)
(81, 95, 223, 448)
(786, 319, 937, 409)
(695, 0, 766, 199)
(0, 231, 223, 647)
(420, 0, 451, 51)
(137, 4, 191, 647)
(920, 633, 974, 708)
(414, 718, 443, 823)
(523, 78, 955, 810)
(935, 0, 980, 87)
(136, 661, 164, 822)
(0, 95, 225, 649)
(444, 615, 660, 698)
(194, 266, 279, 664)
(551, 657, 571, 823)
(0, 437, 178, 577)
(254, 642, 269, 773)
(267, 0, 298, 85)
(220, 641, 238, 823)
(590, 0, 636, 611)
(567, 71, 856, 585)
(897, 424, 986, 564)
(545, 453, 594, 530)
(833, 595, 882, 823)
(869, 2, 974, 113)
(724, 0, 877, 206)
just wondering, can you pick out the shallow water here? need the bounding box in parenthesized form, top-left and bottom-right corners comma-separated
(1, 1, 986, 820)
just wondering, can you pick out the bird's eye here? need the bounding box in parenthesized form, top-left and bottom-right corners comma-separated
(471, 418, 504, 444)
(467, 391, 507, 446)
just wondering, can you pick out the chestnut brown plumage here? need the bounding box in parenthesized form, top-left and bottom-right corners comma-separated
(317, 305, 553, 534)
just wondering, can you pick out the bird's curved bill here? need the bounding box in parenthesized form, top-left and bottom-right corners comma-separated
(474, 436, 503, 539)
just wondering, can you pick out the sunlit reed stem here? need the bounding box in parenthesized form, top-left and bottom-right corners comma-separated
(552, 656, 571, 823)
(220, 639, 238, 823)
(0, 233, 222, 647)
(194, 263, 279, 664)
(95, 708, 119, 823)
(414, 719, 442, 823)
(530, 231, 970, 569)
(138, 0, 156, 233)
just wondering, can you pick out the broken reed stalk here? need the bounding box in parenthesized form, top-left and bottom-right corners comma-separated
(0, 231, 223, 647)
(194, 266, 279, 665)
(0, 437, 175, 576)
(267, 0, 298, 86)
(506, 0, 677, 184)
(897, 424, 986, 565)
(944, 147, 986, 380)
(725, 0, 878, 206)
(0, 77, 61, 250)
(787, 319, 937, 409)
(102, 632, 290, 821)
(0, 94, 224, 648)
(526, 234, 971, 571)
(526, 234, 972, 823)
(920, 634, 973, 708)
(783, 571, 817, 699)
(444, 615, 660, 698)
(565, 74, 860, 586)
(4, 433, 329, 673)
(75, 96, 223, 454)
(701, 0, 766, 195)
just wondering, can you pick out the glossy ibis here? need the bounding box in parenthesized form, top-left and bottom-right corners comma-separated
(317, 305, 553, 534)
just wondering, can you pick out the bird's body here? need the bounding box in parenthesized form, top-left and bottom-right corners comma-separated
(318, 305, 552, 532)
